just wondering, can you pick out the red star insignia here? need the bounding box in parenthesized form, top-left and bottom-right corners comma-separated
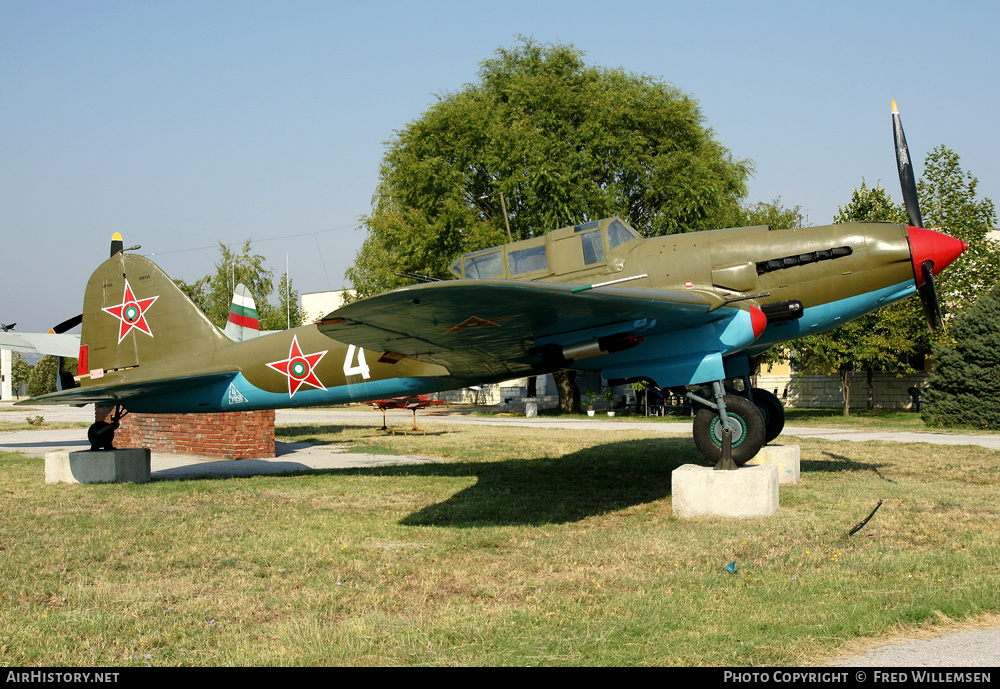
(102, 279, 159, 344)
(266, 335, 328, 397)
(442, 315, 513, 334)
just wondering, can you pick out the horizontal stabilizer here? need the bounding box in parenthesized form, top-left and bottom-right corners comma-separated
(0, 332, 81, 358)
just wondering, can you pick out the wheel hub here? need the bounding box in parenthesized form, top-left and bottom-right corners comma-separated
(712, 415, 747, 447)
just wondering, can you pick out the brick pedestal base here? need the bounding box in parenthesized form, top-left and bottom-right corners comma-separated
(95, 407, 275, 459)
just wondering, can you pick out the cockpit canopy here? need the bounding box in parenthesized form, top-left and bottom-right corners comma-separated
(448, 217, 641, 281)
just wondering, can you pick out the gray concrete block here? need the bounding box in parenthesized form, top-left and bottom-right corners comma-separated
(671, 464, 779, 518)
(747, 444, 800, 484)
(45, 449, 151, 484)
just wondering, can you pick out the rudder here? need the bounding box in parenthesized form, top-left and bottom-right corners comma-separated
(78, 252, 230, 378)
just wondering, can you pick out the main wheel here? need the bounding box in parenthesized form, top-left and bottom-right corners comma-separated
(692, 394, 765, 466)
(750, 387, 785, 444)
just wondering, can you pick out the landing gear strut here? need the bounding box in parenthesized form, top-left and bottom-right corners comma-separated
(87, 405, 128, 451)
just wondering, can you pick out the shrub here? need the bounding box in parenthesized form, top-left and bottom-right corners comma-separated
(922, 283, 1000, 428)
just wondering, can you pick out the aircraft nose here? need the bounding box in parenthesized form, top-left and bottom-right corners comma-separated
(907, 226, 967, 286)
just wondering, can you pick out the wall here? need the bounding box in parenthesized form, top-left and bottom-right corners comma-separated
(95, 406, 275, 458)
(755, 372, 928, 410)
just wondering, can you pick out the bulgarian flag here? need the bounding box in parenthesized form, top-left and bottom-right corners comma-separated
(227, 284, 260, 331)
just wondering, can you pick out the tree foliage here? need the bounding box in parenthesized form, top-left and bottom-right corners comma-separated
(723, 197, 806, 371)
(10, 351, 31, 392)
(27, 355, 76, 397)
(727, 197, 804, 231)
(791, 147, 997, 414)
(261, 272, 303, 331)
(176, 241, 302, 330)
(917, 146, 1000, 318)
(922, 282, 1000, 428)
(348, 38, 751, 297)
(790, 181, 919, 414)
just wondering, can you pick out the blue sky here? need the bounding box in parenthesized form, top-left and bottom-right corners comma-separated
(2, 0, 998, 331)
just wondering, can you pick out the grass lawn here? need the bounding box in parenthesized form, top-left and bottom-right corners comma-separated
(1, 420, 998, 666)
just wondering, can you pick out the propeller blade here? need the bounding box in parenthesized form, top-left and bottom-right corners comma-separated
(918, 260, 943, 331)
(48, 314, 83, 334)
(892, 99, 924, 229)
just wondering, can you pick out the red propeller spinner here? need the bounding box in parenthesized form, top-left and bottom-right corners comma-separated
(907, 226, 967, 287)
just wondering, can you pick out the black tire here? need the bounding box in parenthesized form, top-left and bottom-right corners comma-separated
(87, 421, 115, 451)
(750, 387, 785, 444)
(692, 394, 765, 466)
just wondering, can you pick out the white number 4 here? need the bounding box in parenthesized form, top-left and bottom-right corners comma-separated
(343, 345, 370, 380)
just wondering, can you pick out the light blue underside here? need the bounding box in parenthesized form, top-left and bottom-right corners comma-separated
(124, 374, 457, 414)
(748, 280, 916, 356)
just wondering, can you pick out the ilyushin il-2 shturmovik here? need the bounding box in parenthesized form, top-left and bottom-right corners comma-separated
(6, 102, 966, 466)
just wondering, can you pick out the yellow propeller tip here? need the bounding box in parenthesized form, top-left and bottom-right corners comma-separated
(891, 99, 898, 114)
(111, 232, 122, 241)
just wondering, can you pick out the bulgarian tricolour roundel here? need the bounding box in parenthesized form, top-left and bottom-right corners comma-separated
(102, 278, 159, 344)
(266, 335, 328, 397)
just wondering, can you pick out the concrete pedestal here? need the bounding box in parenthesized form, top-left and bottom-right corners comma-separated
(45, 449, 151, 484)
(671, 464, 779, 518)
(524, 398, 538, 418)
(747, 444, 800, 484)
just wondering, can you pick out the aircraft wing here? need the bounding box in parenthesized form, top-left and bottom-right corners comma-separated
(0, 332, 81, 358)
(319, 279, 739, 379)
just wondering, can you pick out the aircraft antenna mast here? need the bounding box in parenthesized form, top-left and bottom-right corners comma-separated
(500, 192, 513, 243)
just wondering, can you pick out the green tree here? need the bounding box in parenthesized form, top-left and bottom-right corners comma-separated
(347, 38, 751, 298)
(27, 355, 77, 397)
(836, 179, 907, 224)
(174, 275, 211, 315)
(11, 351, 31, 394)
(790, 181, 919, 414)
(917, 146, 999, 319)
(922, 282, 1000, 428)
(177, 241, 305, 331)
(726, 197, 804, 231)
(260, 272, 303, 330)
(205, 241, 276, 328)
(723, 197, 805, 373)
(792, 152, 998, 415)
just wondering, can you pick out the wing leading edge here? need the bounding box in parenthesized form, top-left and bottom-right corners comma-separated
(319, 280, 750, 382)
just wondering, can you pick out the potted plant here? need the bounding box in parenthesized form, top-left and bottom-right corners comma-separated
(604, 388, 616, 416)
(631, 379, 651, 417)
(583, 390, 597, 416)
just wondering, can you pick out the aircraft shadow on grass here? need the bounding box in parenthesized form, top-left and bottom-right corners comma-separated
(143, 436, 697, 526)
(390, 436, 696, 526)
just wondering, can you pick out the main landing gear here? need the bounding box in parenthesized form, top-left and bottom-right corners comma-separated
(87, 405, 128, 451)
(684, 380, 785, 468)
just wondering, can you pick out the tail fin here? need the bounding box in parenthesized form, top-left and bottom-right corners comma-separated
(223, 283, 261, 342)
(78, 252, 230, 380)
